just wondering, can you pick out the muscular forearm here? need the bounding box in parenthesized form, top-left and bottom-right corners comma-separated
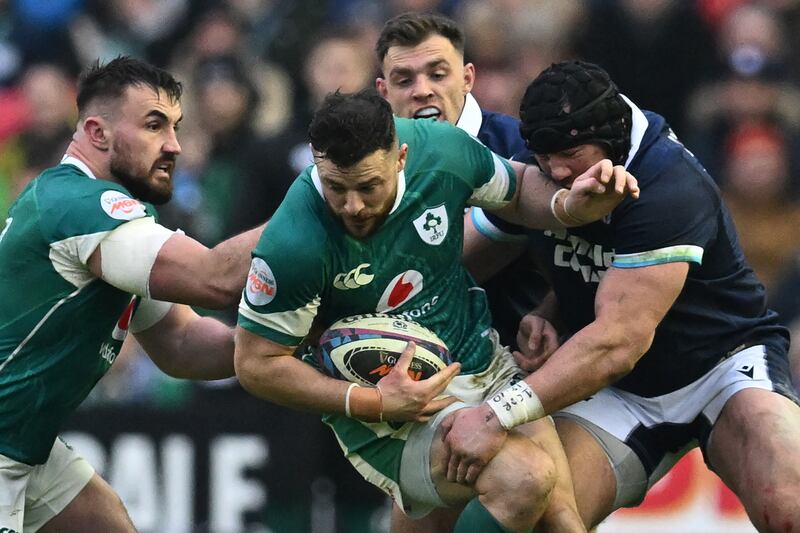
(137, 315, 235, 380)
(490, 164, 564, 230)
(236, 353, 381, 419)
(526, 320, 651, 414)
(207, 223, 266, 302)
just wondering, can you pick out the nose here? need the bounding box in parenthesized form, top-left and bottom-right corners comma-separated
(342, 191, 364, 216)
(549, 162, 573, 183)
(163, 128, 182, 155)
(411, 77, 433, 100)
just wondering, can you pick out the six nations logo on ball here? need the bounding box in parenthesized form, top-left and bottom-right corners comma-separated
(246, 257, 277, 306)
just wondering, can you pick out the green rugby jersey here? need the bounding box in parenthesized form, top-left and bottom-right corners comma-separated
(0, 157, 156, 464)
(238, 118, 516, 374)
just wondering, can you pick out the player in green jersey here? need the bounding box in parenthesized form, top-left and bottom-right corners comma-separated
(374, 13, 584, 533)
(235, 89, 637, 533)
(0, 57, 263, 532)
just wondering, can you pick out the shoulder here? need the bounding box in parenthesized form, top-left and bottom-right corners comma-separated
(397, 116, 476, 147)
(477, 111, 525, 158)
(255, 167, 329, 261)
(402, 118, 490, 170)
(35, 164, 156, 241)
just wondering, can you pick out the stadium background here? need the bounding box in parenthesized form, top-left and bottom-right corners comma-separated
(1, 0, 799, 531)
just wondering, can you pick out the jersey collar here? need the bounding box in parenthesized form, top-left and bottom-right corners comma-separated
(455, 93, 483, 137)
(388, 170, 406, 214)
(310, 166, 407, 214)
(620, 94, 648, 169)
(60, 154, 97, 180)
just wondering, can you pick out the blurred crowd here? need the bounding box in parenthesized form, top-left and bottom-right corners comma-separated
(2, 0, 800, 401)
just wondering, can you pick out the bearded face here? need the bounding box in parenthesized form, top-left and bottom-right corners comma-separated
(109, 135, 175, 205)
(106, 85, 182, 205)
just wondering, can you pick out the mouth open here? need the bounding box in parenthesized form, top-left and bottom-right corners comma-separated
(413, 106, 442, 120)
(154, 161, 174, 176)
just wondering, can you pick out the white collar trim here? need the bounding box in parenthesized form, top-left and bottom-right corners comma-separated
(455, 93, 483, 136)
(389, 170, 406, 214)
(60, 154, 97, 180)
(620, 94, 648, 169)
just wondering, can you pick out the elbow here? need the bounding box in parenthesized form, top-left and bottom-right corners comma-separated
(233, 348, 257, 394)
(199, 283, 243, 310)
(233, 344, 275, 398)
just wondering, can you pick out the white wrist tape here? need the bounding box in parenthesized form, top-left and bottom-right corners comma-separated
(549, 189, 574, 227)
(345, 383, 360, 418)
(486, 381, 545, 429)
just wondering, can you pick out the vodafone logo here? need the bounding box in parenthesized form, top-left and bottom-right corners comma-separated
(376, 270, 423, 312)
(100, 190, 146, 220)
(245, 257, 277, 306)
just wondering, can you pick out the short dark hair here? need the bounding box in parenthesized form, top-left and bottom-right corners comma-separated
(309, 88, 396, 168)
(76, 56, 183, 116)
(376, 12, 465, 64)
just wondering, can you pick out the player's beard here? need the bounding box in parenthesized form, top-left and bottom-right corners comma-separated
(109, 138, 174, 205)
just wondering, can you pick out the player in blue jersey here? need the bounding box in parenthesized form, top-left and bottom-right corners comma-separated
(0, 57, 264, 532)
(374, 12, 576, 532)
(375, 11, 548, 351)
(234, 89, 637, 533)
(446, 61, 800, 532)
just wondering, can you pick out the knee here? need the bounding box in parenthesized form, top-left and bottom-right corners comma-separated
(482, 435, 557, 508)
(749, 485, 800, 533)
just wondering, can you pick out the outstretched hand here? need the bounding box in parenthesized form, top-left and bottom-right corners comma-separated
(377, 341, 461, 422)
(563, 159, 639, 225)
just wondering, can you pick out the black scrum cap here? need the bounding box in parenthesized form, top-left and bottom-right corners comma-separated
(519, 61, 632, 165)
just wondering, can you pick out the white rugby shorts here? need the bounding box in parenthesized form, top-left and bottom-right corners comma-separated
(555, 343, 798, 509)
(0, 438, 94, 532)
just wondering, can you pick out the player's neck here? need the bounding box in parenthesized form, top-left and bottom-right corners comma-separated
(64, 142, 111, 182)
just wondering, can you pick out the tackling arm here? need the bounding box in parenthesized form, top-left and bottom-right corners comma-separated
(440, 261, 689, 483)
(525, 261, 688, 412)
(133, 303, 236, 380)
(88, 221, 265, 309)
(489, 159, 638, 230)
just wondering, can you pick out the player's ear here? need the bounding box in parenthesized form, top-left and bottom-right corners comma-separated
(397, 143, 408, 172)
(376, 77, 388, 98)
(83, 116, 111, 151)
(463, 63, 475, 93)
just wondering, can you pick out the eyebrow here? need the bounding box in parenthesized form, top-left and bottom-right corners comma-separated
(324, 176, 383, 188)
(389, 59, 449, 78)
(146, 110, 183, 125)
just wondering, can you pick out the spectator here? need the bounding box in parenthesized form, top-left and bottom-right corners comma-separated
(720, 120, 800, 292)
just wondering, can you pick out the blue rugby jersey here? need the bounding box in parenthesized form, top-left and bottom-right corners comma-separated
(474, 102, 788, 396)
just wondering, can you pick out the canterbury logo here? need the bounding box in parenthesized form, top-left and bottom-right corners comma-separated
(333, 263, 374, 290)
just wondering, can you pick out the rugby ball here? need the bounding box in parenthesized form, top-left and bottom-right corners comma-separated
(315, 314, 450, 387)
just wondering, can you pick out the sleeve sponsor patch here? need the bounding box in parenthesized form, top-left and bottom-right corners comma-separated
(100, 190, 147, 220)
(245, 257, 277, 306)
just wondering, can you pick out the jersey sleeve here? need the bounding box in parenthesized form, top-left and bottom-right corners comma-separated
(470, 207, 530, 243)
(237, 176, 326, 347)
(414, 119, 517, 208)
(38, 175, 155, 268)
(610, 157, 715, 268)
